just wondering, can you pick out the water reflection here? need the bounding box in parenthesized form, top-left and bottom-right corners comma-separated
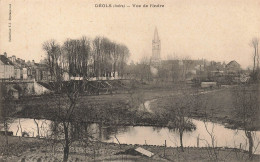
(1, 118, 260, 154)
(0, 118, 51, 137)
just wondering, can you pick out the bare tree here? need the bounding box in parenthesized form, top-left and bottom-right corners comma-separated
(43, 39, 89, 162)
(203, 117, 219, 161)
(118, 44, 130, 77)
(92, 37, 129, 79)
(139, 56, 152, 82)
(250, 38, 259, 73)
(163, 87, 195, 152)
(232, 84, 259, 160)
(42, 36, 130, 161)
(128, 85, 146, 125)
(181, 56, 193, 81)
(93, 37, 102, 78)
(43, 40, 62, 82)
(0, 83, 16, 155)
(33, 119, 40, 137)
(63, 37, 91, 78)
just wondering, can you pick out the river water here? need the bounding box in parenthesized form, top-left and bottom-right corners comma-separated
(1, 118, 260, 154)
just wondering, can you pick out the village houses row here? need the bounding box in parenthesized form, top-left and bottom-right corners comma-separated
(0, 52, 50, 81)
(1, 51, 243, 82)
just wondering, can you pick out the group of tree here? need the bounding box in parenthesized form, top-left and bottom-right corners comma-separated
(42, 36, 130, 81)
(41, 36, 130, 161)
(125, 55, 204, 83)
(125, 57, 153, 82)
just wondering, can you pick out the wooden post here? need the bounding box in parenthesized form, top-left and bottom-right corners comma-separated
(197, 134, 200, 147)
(164, 140, 166, 157)
(94, 149, 95, 162)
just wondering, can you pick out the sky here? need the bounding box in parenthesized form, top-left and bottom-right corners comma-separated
(0, 0, 260, 69)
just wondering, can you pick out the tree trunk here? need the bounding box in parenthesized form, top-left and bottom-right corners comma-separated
(246, 131, 254, 160)
(63, 142, 69, 162)
(257, 46, 259, 70)
(253, 48, 256, 73)
(113, 61, 116, 77)
(4, 120, 9, 154)
(34, 119, 40, 137)
(179, 130, 184, 152)
(63, 123, 70, 162)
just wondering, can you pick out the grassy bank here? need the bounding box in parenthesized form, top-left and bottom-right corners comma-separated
(151, 84, 260, 130)
(9, 87, 185, 128)
(4, 83, 259, 130)
(1, 136, 259, 161)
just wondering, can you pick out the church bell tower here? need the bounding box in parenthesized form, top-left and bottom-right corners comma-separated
(151, 27, 161, 65)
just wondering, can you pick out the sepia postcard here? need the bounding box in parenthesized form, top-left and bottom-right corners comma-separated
(0, 0, 260, 161)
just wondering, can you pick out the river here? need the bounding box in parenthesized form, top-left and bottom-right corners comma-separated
(1, 118, 260, 154)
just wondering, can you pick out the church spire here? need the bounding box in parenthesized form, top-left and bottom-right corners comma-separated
(154, 27, 159, 41)
(151, 26, 161, 66)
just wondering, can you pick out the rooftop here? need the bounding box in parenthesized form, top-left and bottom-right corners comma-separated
(0, 55, 14, 65)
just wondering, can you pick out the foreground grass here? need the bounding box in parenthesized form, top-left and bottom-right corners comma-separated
(0, 136, 259, 162)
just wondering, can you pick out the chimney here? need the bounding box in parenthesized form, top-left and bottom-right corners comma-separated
(12, 55, 16, 62)
(32, 60, 35, 65)
(27, 60, 30, 64)
(4, 52, 7, 58)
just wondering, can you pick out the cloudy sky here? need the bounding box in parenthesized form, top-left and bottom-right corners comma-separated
(0, 0, 259, 68)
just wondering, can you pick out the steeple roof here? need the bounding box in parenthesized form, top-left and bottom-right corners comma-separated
(153, 27, 160, 41)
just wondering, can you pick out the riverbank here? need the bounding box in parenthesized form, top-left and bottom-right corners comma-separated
(1, 136, 259, 161)
(3, 83, 259, 131)
(151, 83, 260, 130)
(7, 85, 195, 128)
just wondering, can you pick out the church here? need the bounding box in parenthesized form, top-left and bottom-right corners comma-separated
(149, 27, 205, 82)
(151, 27, 161, 67)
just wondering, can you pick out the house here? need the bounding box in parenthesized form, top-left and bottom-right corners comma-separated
(27, 60, 50, 81)
(4, 54, 29, 80)
(225, 60, 241, 74)
(22, 68, 28, 79)
(15, 58, 28, 79)
(0, 52, 15, 79)
(9, 55, 21, 79)
(14, 65, 22, 79)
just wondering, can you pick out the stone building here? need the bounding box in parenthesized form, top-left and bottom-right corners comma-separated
(0, 52, 15, 79)
(27, 60, 50, 82)
(8, 55, 29, 80)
